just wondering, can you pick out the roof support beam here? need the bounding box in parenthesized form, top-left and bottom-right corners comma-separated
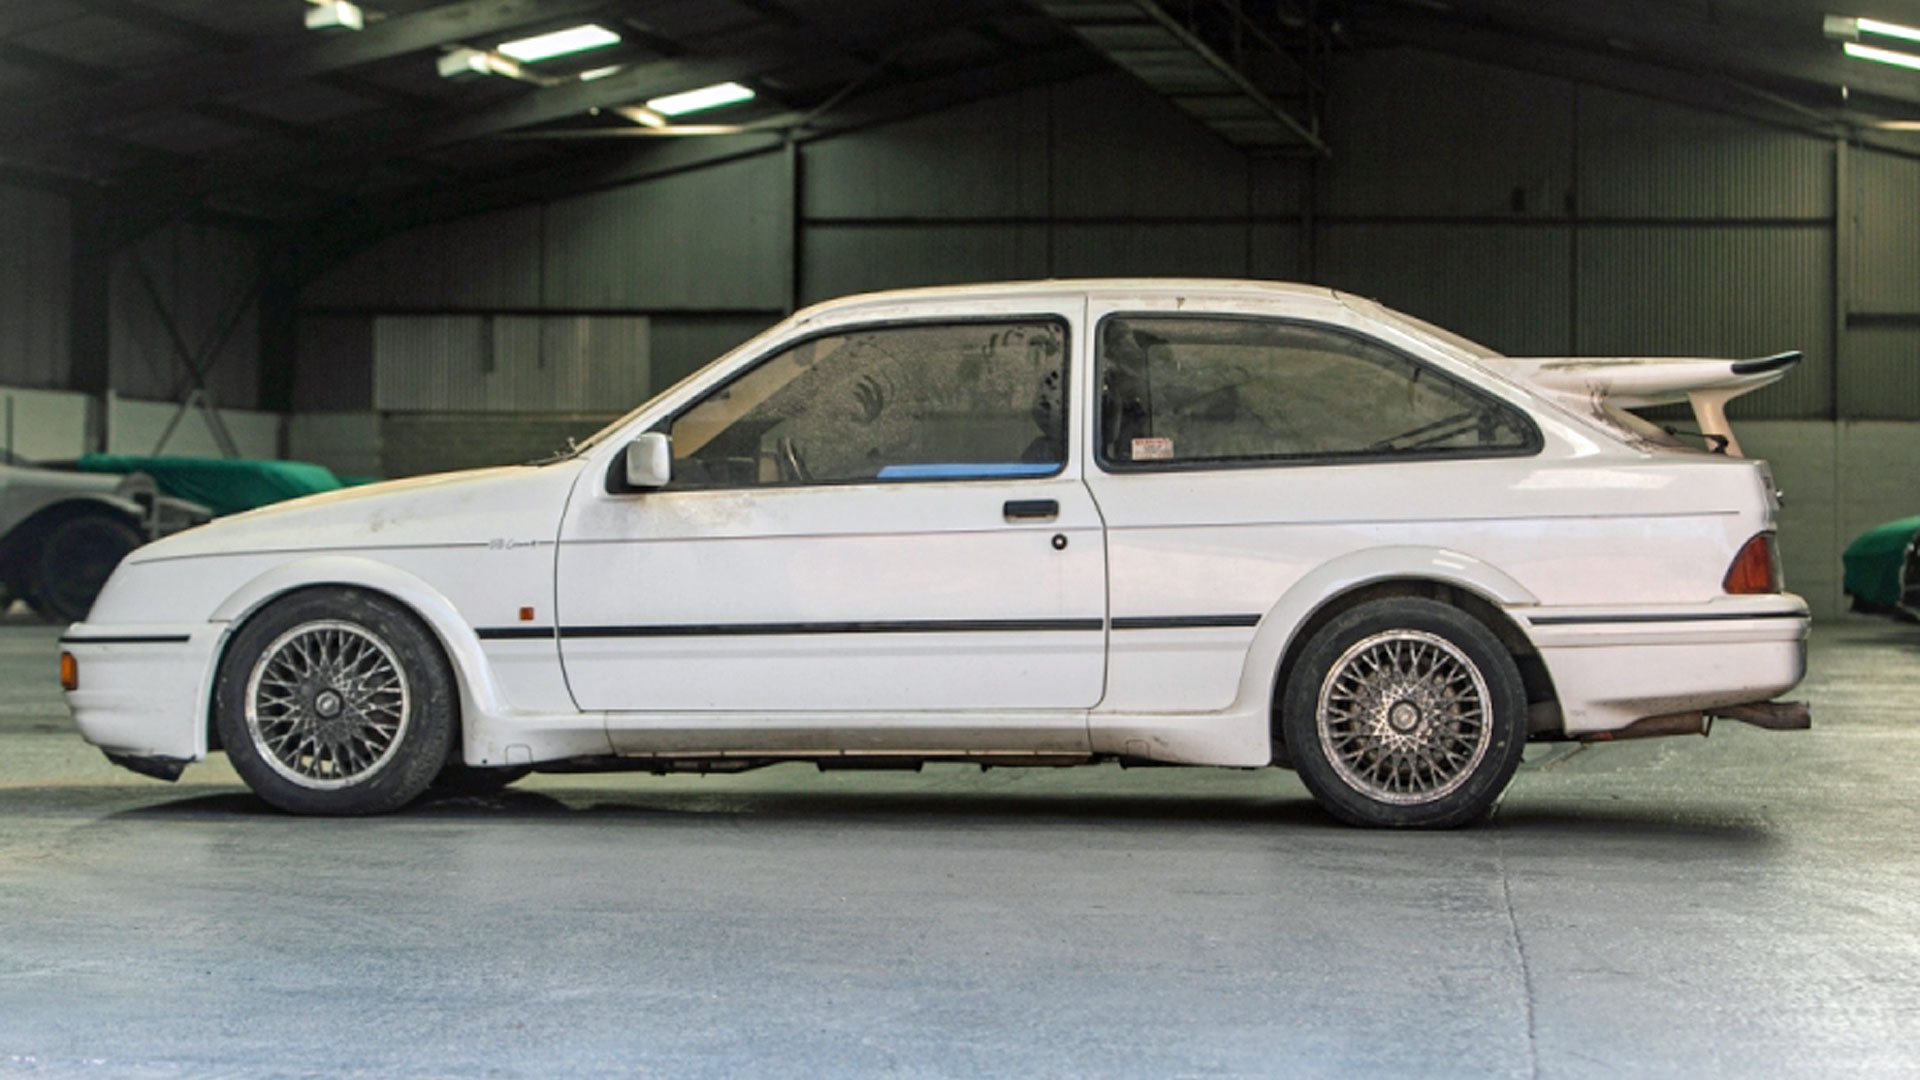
(1373, 0, 1920, 111)
(69, 0, 245, 52)
(1365, 4, 1920, 159)
(0, 40, 115, 86)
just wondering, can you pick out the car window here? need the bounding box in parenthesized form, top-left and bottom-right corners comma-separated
(1096, 316, 1536, 468)
(667, 320, 1068, 489)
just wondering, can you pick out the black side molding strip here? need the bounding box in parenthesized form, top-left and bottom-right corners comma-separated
(476, 627, 557, 640)
(1527, 610, 1805, 626)
(1112, 614, 1262, 630)
(1730, 351, 1801, 375)
(60, 634, 191, 645)
(481, 614, 1267, 640)
(559, 618, 1106, 638)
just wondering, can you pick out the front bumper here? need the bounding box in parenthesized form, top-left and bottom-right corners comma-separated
(61, 622, 224, 761)
(1519, 596, 1811, 736)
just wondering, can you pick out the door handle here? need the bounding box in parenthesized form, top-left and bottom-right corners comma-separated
(1003, 499, 1059, 521)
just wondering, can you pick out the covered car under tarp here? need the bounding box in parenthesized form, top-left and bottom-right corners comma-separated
(74, 455, 358, 517)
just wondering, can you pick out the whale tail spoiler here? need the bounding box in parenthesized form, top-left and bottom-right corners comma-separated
(1485, 351, 1800, 457)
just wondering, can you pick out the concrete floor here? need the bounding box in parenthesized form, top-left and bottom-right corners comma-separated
(1, 613, 1917, 1079)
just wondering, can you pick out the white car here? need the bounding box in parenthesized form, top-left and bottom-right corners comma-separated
(60, 280, 1811, 826)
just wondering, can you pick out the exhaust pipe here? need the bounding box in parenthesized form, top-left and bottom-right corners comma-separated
(1581, 700, 1811, 742)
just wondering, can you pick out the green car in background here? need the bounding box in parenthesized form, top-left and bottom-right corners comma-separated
(1843, 515, 1920, 619)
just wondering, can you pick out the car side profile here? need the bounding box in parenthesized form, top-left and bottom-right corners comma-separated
(60, 280, 1811, 826)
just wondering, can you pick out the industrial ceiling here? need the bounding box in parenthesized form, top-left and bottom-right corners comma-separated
(2, 0, 1918, 249)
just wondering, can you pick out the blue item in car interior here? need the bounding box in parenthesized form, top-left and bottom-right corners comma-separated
(875, 463, 1057, 480)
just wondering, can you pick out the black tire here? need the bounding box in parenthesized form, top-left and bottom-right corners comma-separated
(27, 512, 142, 623)
(1281, 597, 1526, 829)
(215, 588, 456, 815)
(430, 762, 532, 796)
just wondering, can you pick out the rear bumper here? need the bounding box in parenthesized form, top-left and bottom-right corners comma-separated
(1519, 596, 1810, 736)
(60, 622, 221, 761)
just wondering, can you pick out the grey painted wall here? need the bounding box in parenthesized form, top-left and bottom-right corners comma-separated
(0, 184, 71, 391)
(0, 193, 263, 419)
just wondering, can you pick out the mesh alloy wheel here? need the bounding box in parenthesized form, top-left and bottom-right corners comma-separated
(1315, 629, 1492, 806)
(1281, 596, 1527, 828)
(244, 619, 412, 790)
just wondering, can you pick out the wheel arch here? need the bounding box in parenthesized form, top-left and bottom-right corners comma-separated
(203, 556, 506, 757)
(1243, 547, 1560, 754)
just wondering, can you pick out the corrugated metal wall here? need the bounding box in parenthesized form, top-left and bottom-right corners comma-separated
(1306, 50, 1868, 423)
(296, 53, 1920, 435)
(0, 184, 71, 390)
(1846, 151, 1920, 421)
(109, 222, 261, 409)
(372, 315, 648, 413)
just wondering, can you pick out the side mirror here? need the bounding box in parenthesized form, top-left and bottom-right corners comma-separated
(624, 432, 672, 489)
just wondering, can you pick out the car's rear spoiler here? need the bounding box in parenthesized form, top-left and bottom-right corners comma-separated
(1482, 351, 1801, 457)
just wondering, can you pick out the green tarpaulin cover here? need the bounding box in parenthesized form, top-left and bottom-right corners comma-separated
(1843, 514, 1920, 609)
(77, 455, 347, 517)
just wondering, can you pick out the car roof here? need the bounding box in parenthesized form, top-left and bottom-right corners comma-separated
(792, 278, 1343, 324)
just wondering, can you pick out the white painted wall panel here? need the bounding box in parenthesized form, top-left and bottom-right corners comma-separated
(0, 385, 91, 460)
(105, 395, 281, 459)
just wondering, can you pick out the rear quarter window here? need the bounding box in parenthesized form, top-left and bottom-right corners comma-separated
(1097, 315, 1540, 469)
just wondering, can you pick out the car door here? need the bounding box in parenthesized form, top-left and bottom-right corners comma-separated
(554, 305, 1107, 729)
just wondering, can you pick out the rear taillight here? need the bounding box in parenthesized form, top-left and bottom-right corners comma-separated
(1724, 533, 1781, 594)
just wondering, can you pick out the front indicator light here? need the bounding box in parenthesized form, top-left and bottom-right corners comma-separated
(1724, 532, 1781, 594)
(59, 652, 78, 692)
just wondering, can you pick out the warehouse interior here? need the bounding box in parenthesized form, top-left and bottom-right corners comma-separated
(3, 1, 1920, 1076)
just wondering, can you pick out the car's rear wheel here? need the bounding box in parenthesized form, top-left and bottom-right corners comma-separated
(215, 588, 455, 815)
(27, 512, 142, 623)
(1281, 597, 1526, 828)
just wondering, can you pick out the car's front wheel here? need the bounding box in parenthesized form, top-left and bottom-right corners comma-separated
(215, 588, 455, 815)
(1281, 597, 1527, 828)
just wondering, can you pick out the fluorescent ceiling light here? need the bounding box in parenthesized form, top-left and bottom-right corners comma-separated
(438, 47, 525, 80)
(1858, 16, 1920, 43)
(1844, 40, 1920, 70)
(497, 24, 620, 63)
(620, 106, 669, 128)
(578, 65, 621, 81)
(645, 81, 755, 117)
(305, 0, 362, 31)
(1876, 119, 1920, 130)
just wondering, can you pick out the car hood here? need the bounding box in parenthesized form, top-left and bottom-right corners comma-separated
(125, 463, 581, 564)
